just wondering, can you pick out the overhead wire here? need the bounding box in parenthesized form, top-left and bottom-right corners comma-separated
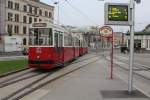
(50, 0, 99, 26)
(64, 0, 99, 26)
(49, 0, 67, 24)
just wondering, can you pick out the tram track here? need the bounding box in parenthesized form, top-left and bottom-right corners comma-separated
(104, 54, 150, 97)
(0, 53, 96, 88)
(0, 68, 29, 78)
(0, 53, 97, 89)
(0, 69, 41, 87)
(105, 56, 150, 80)
(0, 72, 43, 88)
(114, 57, 150, 71)
(0, 54, 100, 100)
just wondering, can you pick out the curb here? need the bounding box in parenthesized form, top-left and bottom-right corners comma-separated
(0, 68, 29, 78)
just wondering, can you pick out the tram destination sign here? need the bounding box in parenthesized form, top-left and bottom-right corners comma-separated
(32, 23, 47, 27)
(105, 3, 131, 26)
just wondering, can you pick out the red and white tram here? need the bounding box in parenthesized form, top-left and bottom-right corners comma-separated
(28, 23, 88, 69)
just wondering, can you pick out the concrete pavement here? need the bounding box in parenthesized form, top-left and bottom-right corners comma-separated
(21, 56, 149, 100)
(107, 54, 150, 98)
(0, 51, 27, 61)
(0, 56, 27, 61)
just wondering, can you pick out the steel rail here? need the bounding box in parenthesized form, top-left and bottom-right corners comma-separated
(1, 54, 101, 100)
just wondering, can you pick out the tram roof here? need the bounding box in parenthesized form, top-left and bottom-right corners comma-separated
(30, 22, 71, 33)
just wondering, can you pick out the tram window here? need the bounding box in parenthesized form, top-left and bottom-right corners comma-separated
(39, 38, 44, 45)
(68, 35, 72, 46)
(29, 28, 38, 45)
(64, 34, 73, 46)
(55, 32, 59, 47)
(33, 29, 38, 45)
(59, 33, 63, 47)
(75, 38, 79, 47)
(48, 29, 53, 45)
(64, 35, 69, 46)
(29, 28, 53, 46)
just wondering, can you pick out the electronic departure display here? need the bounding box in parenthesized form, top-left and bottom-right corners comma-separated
(104, 3, 131, 26)
(108, 5, 128, 21)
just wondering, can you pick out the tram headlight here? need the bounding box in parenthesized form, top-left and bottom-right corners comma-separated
(37, 56, 40, 59)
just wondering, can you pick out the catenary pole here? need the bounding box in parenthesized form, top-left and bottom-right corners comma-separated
(128, 0, 135, 94)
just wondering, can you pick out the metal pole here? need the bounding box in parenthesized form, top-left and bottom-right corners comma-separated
(128, 0, 135, 94)
(110, 32, 114, 79)
(57, 0, 60, 25)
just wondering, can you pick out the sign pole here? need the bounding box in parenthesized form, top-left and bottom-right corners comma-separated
(128, 0, 135, 94)
(100, 26, 113, 79)
(110, 31, 114, 79)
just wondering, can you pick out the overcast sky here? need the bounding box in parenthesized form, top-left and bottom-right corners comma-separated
(42, 0, 150, 32)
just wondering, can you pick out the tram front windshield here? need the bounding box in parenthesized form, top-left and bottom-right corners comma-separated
(29, 28, 53, 46)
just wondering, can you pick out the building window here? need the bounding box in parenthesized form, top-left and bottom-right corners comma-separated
(45, 11, 48, 17)
(7, 25, 13, 36)
(15, 3, 19, 10)
(29, 17, 32, 24)
(34, 7, 37, 15)
(49, 12, 52, 18)
(39, 9, 42, 16)
(147, 40, 150, 48)
(39, 19, 42, 22)
(23, 16, 27, 23)
(8, 1, 13, 9)
(146, 40, 148, 48)
(23, 26, 27, 34)
(15, 14, 19, 22)
(14, 25, 19, 34)
(34, 18, 37, 22)
(29, 6, 32, 14)
(8, 13, 13, 21)
(23, 38, 27, 45)
(23, 5, 27, 12)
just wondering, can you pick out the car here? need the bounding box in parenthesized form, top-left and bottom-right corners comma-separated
(22, 48, 28, 55)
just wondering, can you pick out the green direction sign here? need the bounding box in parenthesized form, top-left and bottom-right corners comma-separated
(108, 5, 128, 21)
(105, 3, 131, 26)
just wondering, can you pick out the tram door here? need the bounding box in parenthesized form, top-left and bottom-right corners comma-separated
(58, 33, 63, 64)
(55, 31, 63, 65)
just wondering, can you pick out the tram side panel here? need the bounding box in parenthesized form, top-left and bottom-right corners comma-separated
(79, 40, 83, 56)
(74, 47, 79, 58)
(74, 37, 80, 58)
(63, 33, 74, 63)
(63, 47, 74, 63)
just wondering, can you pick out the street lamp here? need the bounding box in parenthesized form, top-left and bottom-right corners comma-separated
(54, 0, 60, 25)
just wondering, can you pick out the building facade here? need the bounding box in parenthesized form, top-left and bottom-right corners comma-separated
(0, 0, 54, 52)
(143, 24, 150, 32)
(126, 24, 150, 50)
(126, 32, 150, 50)
(114, 32, 125, 46)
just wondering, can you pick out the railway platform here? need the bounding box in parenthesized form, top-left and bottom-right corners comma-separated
(21, 55, 149, 100)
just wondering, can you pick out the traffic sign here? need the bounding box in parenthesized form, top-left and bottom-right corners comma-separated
(100, 26, 113, 38)
(105, 3, 131, 25)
